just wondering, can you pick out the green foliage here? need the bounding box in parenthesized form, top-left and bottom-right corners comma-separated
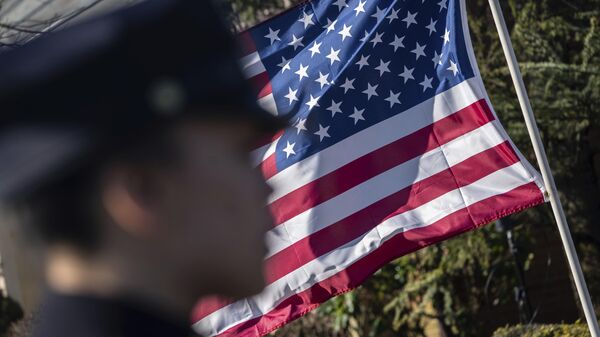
(476, 0, 600, 319)
(0, 295, 23, 336)
(215, 0, 299, 31)
(225, 0, 600, 336)
(492, 323, 590, 337)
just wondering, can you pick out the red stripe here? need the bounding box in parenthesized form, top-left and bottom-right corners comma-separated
(258, 83, 273, 99)
(215, 182, 545, 337)
(261, 154, 278, 180)
(249, 72, 273, 99)
(264, 141, 519, 284)
(191, 296, 233, 323)
(237, 32, 272, 100)
(268, 99, 495, 227)
(237, 31, 257, 55)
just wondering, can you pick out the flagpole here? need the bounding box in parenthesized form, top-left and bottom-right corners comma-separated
(487, 0, 600, 335)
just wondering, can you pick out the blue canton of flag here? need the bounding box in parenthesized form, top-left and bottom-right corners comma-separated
(251, 0, 471, 171)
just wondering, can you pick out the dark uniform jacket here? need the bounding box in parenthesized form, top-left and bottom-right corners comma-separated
(33, 292, 200, 337)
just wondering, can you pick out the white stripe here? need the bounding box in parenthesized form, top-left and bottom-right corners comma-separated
(250, 137, 279, 167)
(265, 121, 507, 258)
(238, 51, 280, 117)
(239, 52, 267, 79)
(257, 93, 278, 116)
(193, 162, 537, 336)
(267, 76, 487, 203)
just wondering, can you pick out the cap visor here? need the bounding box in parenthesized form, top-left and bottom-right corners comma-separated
(0, 126, 88, 201)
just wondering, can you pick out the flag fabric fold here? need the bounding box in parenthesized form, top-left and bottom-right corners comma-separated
(193, 0, 546, 335)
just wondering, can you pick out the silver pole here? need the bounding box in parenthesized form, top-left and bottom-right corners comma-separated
(487, 0, 600, 335)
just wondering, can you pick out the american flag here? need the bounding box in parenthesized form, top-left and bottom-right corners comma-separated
(193, 0, 546, 335)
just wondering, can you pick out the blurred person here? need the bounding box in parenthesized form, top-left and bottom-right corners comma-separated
(0, 0, 287, 336)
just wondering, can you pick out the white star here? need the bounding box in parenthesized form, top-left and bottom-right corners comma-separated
(442, 28, 450, 45)
(295, 63, 309, 80)
(283, 141, 296, 158)
(349, 107, 365, 124)
(327, 100, 343, 117)
(324, 18, 337, 34)
(332, 0, 348, 11)
(402, 11, 418, 28)
(295, 118, 307, 134)
(411, 42, 427, 60)
(285, 87, 299, 105)
(389, 34, 405, 52)
(362, 83, 379, 100)
(384, 90, 401, 108)
(386, 8, 399, 23)
(308, 41, 322, 57)
(340, 77, 355, 93)
(371, 6, 386, 21)
(370, 32, 384, 47)
(399, 66, 415, 83)
(305, 94, 321, 110)
(419, 75, 434, 92)
(374, 59, 391, 77)
(432, 51, 443, 66)
(425, 19, 437, 36)
(298, 11, 315, 29)
(338, 24, 353, 41)
(289, 34, 304, 50)
(447, 60, 459, 76)
(264, 27, 281, 45)
(358, 31, 369, 43)
(326, 47, 341, 65)
(356, 54, 370, 70)
(315, 71, 330, 89)
(438, 0, 448, 12)
(354, 0, 366, 16)
(314, 124, 331, 141)
(278, 56, 291, 73)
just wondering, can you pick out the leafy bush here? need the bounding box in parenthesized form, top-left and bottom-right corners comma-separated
(493, 323, 591, 337)
(4, 314, 35, 337)
(0, 295, 23, 337)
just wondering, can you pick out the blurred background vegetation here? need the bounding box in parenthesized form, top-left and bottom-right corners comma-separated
(216, 0, 600, 336)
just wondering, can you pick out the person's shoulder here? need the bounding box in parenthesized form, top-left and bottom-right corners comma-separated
(33, 292, 197, 337)
(33, 294, 118, 337)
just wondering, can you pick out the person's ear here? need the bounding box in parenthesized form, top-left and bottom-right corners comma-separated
(101, 166, 165, 238)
